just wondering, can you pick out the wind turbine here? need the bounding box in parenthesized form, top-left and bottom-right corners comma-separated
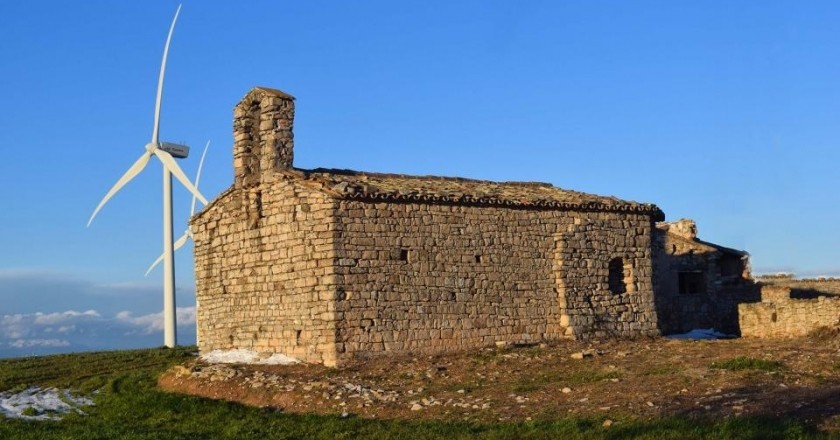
(145, 141, 210, 277)
(87, 4, 206, 348)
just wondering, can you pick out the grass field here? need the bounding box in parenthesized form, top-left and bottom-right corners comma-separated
(0, 347, 834, 439)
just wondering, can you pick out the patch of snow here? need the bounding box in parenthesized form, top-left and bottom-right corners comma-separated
(0, 387, 94, 420)
(201, 349, 300, 365)
(666, 328, 732, 340)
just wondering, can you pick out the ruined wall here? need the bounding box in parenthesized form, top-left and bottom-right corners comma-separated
(739, 285, 840, 338)
(652, 229, 756, 335)
(191, 177, 340, 366)
(331, 201, 659, 364)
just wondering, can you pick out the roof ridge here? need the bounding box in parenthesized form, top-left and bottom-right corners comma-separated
(300, 167, 555, 188)
(277, 167, 664, 220)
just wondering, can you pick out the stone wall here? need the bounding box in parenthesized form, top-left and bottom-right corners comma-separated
(191, 176, 341, 366)
(332, 200, 659, 364)
(739, 285, 840, 338)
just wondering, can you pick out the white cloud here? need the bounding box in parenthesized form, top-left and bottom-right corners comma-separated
(0, 269, 197, 357)
(1, 314, 28, 339)
(0, 307, 196, 356)
(115, 307, 196, 335)
(33, 310, 100, 325)
(9, 339, 70, 348)
(56, 325, 75, 334)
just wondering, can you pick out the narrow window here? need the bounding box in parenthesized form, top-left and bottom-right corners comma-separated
(399, 249, 409, 262)
(608, 258, 626, 295)
(475, 255, 482, 263)
(678, 271, 705, 294)
(255, 191, 264, 218)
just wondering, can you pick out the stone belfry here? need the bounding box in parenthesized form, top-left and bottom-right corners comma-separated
(232, 87, 295, 188)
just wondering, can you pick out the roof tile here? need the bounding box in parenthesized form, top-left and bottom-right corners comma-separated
(287, 168, 664, 219)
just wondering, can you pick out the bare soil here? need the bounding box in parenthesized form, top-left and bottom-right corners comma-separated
(159, 335, 840, 430)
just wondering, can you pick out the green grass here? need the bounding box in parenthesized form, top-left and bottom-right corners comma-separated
(0, 346, 196, 393)
(710, 357, 785, 372)
(641, 365, 682, 377)
(514, 368, 621, 392)
(0, 349, 829, 439)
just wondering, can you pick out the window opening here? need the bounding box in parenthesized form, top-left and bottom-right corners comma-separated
(678, 271, 705, 294)
(608, 258, 627, 295)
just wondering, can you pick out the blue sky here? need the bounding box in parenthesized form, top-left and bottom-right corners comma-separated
(1, 1, 839, 356)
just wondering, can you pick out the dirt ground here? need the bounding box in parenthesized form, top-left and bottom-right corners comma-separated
(159, 335, 840, 430)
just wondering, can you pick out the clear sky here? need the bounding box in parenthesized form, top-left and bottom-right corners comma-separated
(1, 1, 839, 356)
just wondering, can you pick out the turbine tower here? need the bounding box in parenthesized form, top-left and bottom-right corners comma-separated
(88, 4, 205, 348)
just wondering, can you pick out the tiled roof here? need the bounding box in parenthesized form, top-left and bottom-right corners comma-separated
(288, 168, 664, 219)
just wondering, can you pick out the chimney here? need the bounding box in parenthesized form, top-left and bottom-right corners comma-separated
(233, 87, 295, 187)
(666, 218, 698, 240)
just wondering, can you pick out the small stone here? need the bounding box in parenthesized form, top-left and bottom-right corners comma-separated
(172, 365, 192, 377)
(572, 350, 595, 359)
(562, 387, 572, 394)
(646, 401, 654, 407)
(603, 419, 613, 427)
(411, 404, 423, 411)
(457, 389, 466, 394)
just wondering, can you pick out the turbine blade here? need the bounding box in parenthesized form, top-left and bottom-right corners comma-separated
(173, 230, 191, 250)
(154, 149, 209, 205)
(144, 253, 165, 277)
(190, 140, 210, 216)
(87, 151, 153, 227)
(151, 4, 182, 145)
(144, 229, 190, 277)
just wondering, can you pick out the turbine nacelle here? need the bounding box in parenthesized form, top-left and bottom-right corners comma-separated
(144, 142, 189, 159)
(160, 142, 189, 159)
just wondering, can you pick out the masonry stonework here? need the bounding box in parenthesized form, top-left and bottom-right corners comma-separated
(739, 285, 840, 338)
(331, 200, 659, 364)
(192, 178, 340, 365)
